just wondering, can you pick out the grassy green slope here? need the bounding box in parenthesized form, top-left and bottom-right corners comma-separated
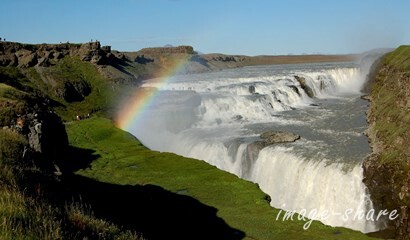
(384, 46, 410, 72)
(66, 117, 374, 240)
(369, 46, 410, 177)
(39, 57, 115, 120)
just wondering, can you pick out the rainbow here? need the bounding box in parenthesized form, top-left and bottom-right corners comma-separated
(115, 58, 189, 131)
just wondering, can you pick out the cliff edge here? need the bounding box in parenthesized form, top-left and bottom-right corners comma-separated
(363, 46, 410, 239)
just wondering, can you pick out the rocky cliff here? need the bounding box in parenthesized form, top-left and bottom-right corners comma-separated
(363, 46, 410, 239)
(0, 41, 116, 67)
(0, 69, 68, 173)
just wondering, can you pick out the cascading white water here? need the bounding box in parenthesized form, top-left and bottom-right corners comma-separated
(128, 61, 384, 233)
(251, 147, 376, 233)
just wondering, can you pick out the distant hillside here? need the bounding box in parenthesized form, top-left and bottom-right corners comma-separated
(0, 41, 356, 85)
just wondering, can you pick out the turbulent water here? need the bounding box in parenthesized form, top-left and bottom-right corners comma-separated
(129, 61, 383, 233)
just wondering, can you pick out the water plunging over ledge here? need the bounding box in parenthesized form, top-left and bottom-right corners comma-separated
(126, 62, 383, 233)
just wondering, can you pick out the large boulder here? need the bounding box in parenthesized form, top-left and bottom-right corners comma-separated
(24, 111, 68, 168)
(260, 131, 301, 144)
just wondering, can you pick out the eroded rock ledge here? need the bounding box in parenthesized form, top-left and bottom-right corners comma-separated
(0, 41, 117, 68)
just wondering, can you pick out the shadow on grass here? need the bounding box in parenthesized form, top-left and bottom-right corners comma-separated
(59, 146, 245, 240)
(62, 146, 100, 173)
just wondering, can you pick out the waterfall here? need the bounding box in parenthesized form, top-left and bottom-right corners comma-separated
(128, 62, 384, 233)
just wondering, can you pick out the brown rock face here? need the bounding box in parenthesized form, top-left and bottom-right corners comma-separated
(0, 41, 115, 68)
(18, 52, 38, 67)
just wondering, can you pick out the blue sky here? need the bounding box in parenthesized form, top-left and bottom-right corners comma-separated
(1, 0, 409, 55)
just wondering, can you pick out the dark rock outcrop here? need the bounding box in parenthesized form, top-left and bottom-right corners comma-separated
(294, 75, 314, 98)
(209, 55, 240, 62)
(135, 55, 154, 64)
(25, 112, 67, 156)
(16, 110, 68, 170)
(101, 45, 111, 52)
(54, 80, 91, 103)
(249, 85, 256, 94)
